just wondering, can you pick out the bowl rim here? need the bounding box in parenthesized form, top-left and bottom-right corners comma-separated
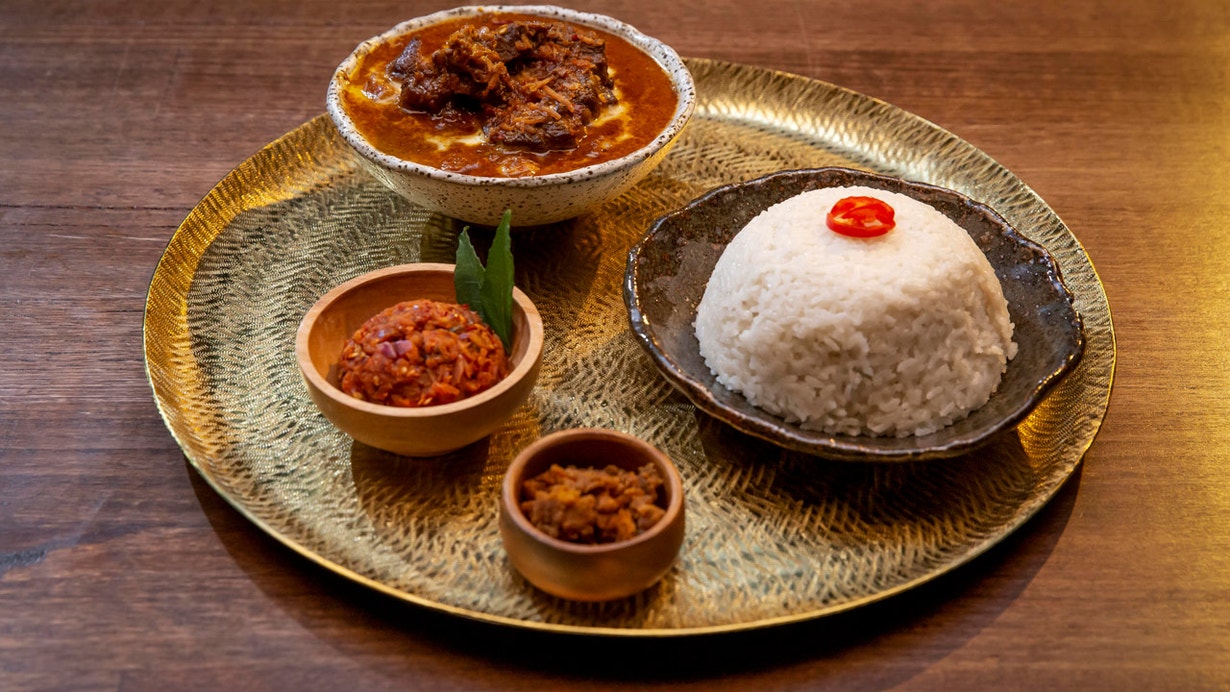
(295, 262, 544, 418)
(325, 4, 697, 188)
(624, 167, 1087, 462)
(501, 427, 685, 554)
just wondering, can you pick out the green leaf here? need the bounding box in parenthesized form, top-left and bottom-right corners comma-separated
(481, 210, 515, 350)
(454, 228, 485, 319)
(453, 210, 514, 352)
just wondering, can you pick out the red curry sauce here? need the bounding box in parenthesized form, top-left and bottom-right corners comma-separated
(338, 13, 678, 178)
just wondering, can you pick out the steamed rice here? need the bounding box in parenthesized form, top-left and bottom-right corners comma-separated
(694, 185, 1018, 437)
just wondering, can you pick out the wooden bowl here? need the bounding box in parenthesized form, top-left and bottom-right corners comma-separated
(499, 428, 685, 601)
(296, 263, 543, 456)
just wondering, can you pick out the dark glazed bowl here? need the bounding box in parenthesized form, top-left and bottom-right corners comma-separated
(624, 167, 1085, 462)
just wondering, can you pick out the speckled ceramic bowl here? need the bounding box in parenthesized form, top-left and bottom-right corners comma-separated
(296, 263, 544, 457)
(499, 428, 685, 601)
(624, 168, 1086, 462)
(326, 5, 696, 227)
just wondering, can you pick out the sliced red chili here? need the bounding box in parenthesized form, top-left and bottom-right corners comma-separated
(826, 196, 896, 237)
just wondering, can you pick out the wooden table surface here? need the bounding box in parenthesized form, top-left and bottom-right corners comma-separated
(4, 0, 1228, 689)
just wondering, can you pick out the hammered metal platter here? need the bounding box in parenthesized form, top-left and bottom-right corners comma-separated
(144, 58, 1115, 636)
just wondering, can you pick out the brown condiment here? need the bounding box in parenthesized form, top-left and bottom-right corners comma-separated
(519, 463, 667, 544)
(338, 12, 678, 178)
(337, 299, 508, 407)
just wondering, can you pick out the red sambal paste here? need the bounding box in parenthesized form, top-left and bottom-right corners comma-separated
(338, 299, 509, 407)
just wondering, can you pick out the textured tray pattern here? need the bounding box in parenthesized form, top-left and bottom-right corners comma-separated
(144, 59, 1115, 635)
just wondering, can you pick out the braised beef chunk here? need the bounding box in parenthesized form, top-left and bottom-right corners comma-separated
(390, 19, 618, 152)
(389, 37, 454, 112)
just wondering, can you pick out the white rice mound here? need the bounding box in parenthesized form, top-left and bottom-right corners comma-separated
(694, 185, 1019, 437)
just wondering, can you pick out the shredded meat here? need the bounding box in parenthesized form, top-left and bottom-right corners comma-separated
(389, 19, 618, 152)
(520, 463, 667, 544)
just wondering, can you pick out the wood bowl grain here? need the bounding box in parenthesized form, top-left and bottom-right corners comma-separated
(499, 428, 686, 601)
(296, 263, 543, 457)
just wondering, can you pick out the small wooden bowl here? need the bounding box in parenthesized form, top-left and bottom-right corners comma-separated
(499, 428, 685, 601)
(296, 263, 543, 456)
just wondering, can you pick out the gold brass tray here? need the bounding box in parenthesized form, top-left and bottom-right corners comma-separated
(144, 58, 1115, 636)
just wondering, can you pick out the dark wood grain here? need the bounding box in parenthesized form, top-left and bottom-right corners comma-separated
(3, 0, 1228, 689)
